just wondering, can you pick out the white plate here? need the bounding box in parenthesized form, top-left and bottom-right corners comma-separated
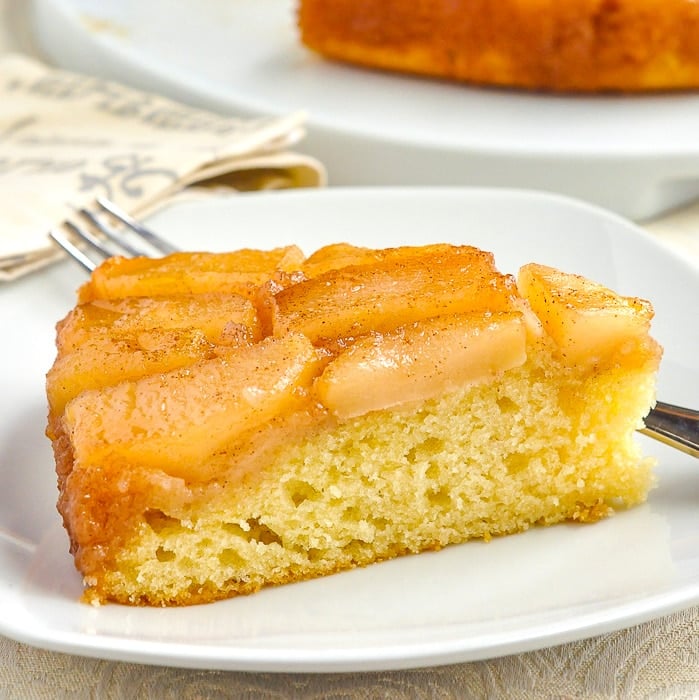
(1, 188, 697, 672)
(30, 0, 699, 220)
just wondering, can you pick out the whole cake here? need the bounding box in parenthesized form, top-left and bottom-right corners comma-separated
(297, 0, 699, 92)
(47, 242, 661, 606)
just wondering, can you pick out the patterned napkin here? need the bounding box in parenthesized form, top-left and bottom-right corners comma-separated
(0, 54, 325, 281)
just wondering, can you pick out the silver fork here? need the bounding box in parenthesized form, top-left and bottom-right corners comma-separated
(49, 197, 698, 459)
(49, 196, 179, 271)
(640, 403, 698, 459)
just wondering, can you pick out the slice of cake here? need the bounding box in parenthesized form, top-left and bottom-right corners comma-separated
(46, 243, 661, 606)
(297, 0, 699, 92)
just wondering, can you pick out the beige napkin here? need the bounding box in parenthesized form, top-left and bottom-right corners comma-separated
(0, 54, 326, 281)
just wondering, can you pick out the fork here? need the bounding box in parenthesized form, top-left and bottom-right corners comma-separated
(49, 197, 699, 459)
(49, 196, 179, 271)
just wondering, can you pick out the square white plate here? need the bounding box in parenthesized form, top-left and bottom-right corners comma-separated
(0, 188, 697, 672)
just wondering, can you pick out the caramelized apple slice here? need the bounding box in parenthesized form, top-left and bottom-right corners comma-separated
(301, 242, 458, 278)
(316, 312, 527, 419)
(48, 328, 227, 417)
(301, 243, 384, 278)
(273, 245, 520, 344)
(64, 333, 321, 481)
(57, 293, 261, 350)
(518, 263, 657, 369)
(78, 246, 305, 302)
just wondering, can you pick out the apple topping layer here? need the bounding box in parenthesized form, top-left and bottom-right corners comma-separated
(47, 243, 662, 606)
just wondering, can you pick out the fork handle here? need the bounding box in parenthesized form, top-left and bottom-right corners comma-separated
(640, 401, 699, 459)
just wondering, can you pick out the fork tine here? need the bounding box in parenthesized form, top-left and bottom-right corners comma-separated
(65, 217, 128, 259)
(49, 227, 98, 272)
(76, 206, 149, 258)
(49, 197, 179, 272)
(96, 197, 179, 255)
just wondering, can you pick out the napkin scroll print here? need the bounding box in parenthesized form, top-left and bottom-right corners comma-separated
(0, 55, 325, 280)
